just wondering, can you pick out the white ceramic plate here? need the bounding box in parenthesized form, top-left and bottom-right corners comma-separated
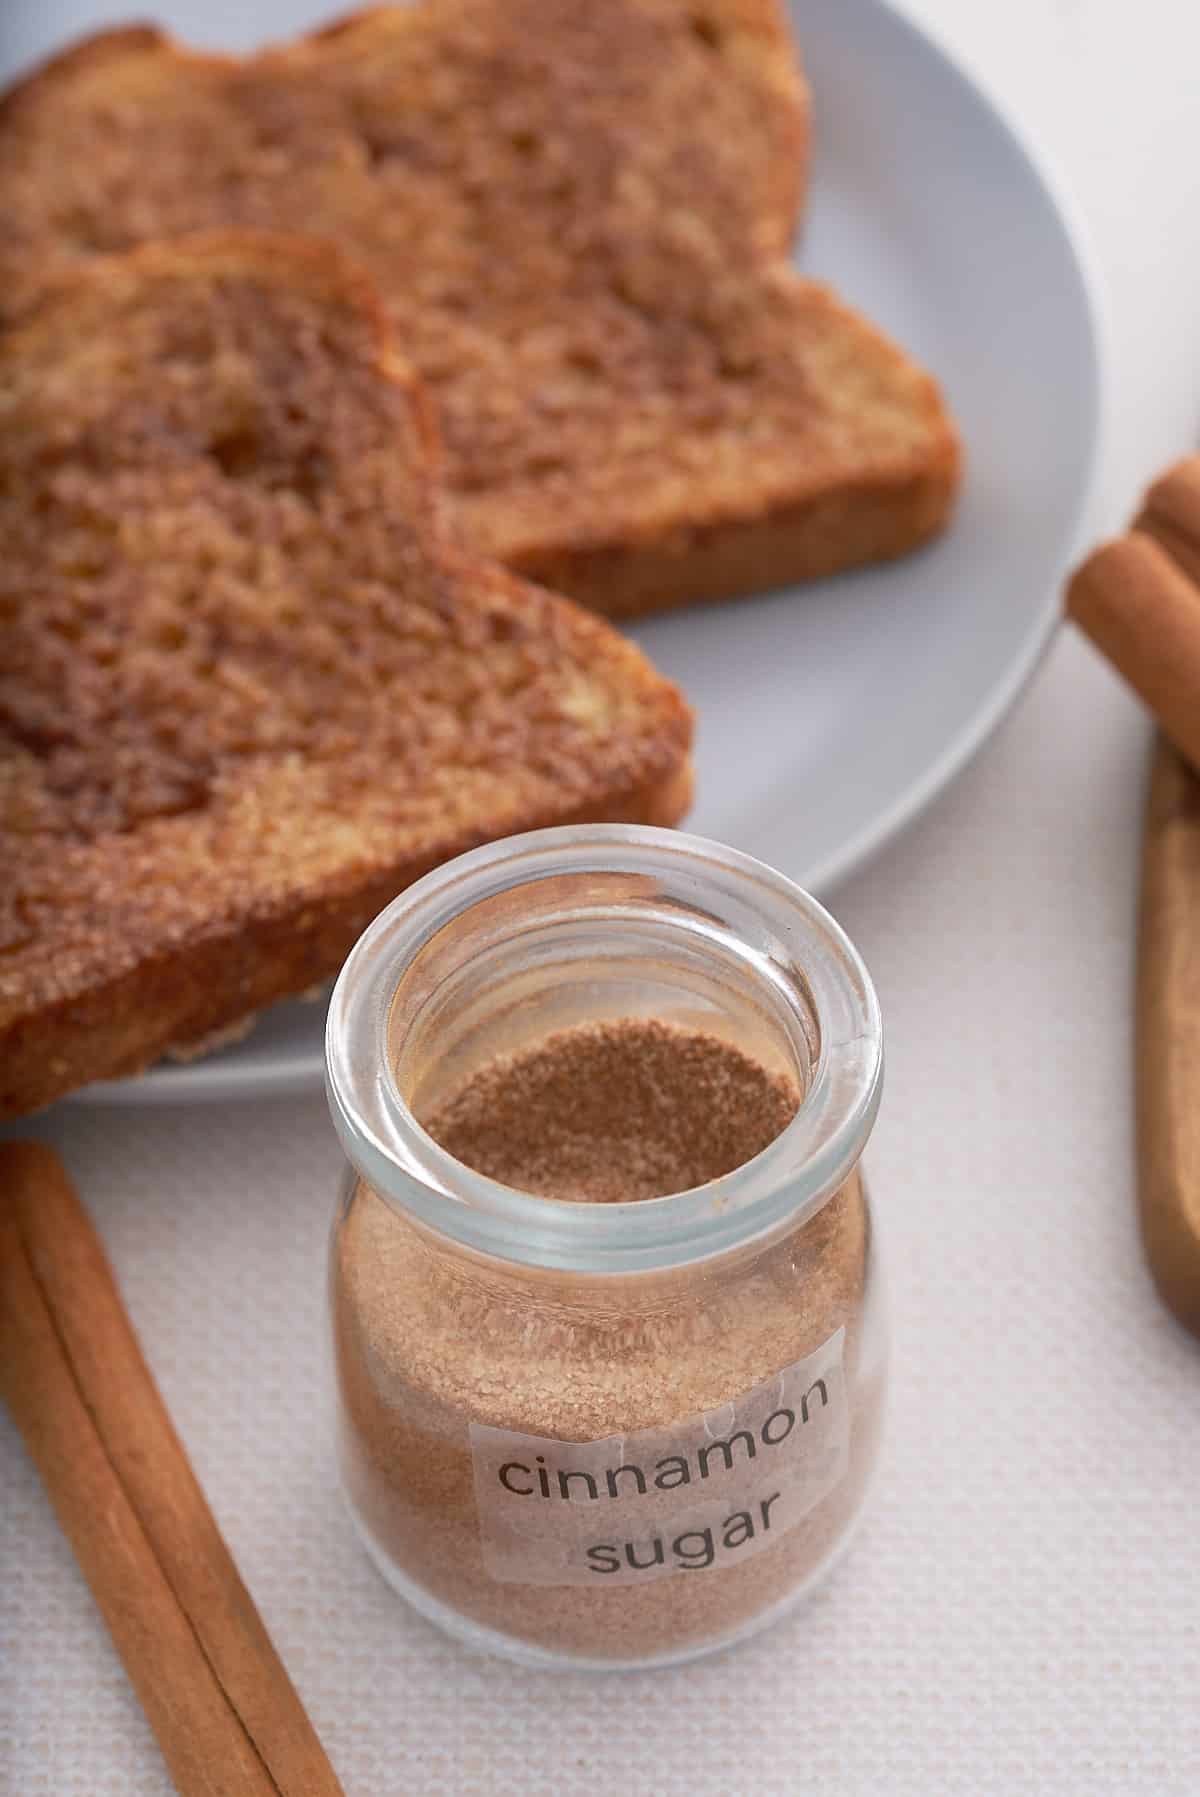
(17, 0, 1103, 1104)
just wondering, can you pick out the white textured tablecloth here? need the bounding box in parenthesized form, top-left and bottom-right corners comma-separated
(4, 1, 1200, 1791)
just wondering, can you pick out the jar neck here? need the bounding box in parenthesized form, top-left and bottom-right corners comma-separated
(346, 1169, 865, 1316)
(326, 826, 882, 1276)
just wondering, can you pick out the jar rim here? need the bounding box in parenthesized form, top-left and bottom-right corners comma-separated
(325, 825, 883, 1273)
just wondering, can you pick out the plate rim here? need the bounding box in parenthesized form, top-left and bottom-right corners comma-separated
(69, 0, 1109, 1106)
(790, 0, 1110, 899)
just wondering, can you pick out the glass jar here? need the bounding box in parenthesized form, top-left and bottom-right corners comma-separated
(325, 825, 885, 1670)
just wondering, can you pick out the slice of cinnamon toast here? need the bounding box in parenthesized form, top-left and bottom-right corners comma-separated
(0, 2, 959, 619)
(0, 235, 693, 1115)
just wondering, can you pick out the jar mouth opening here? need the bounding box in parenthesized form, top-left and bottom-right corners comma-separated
(325, 826, 882, 1273)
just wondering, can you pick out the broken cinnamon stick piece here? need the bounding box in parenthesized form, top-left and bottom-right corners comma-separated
(1066, 530, 1200, 775)
(0, 1142, 346, 1797)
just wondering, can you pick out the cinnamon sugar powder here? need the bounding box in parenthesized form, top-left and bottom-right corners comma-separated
(331, 1017, 882, 1666)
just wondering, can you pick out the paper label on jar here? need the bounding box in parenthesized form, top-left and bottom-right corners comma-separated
(468, 1328, 848, 1587)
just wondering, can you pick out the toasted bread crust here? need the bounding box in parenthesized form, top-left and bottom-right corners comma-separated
(0, 751, 693, 1117)
(0, 23, 171, 116)
(520, 453, 960, 617)
(0, 236, 692, 1114)
(0, 3, 958, 617)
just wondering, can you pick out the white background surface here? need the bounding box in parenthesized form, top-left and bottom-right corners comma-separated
(3, 1, 1200, 1792)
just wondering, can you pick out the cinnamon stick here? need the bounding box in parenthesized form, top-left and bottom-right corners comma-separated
(1066, 524, 1200, 775)
(1138, 457, 1200, 589)
(1136, 738, 1200, 1338)
(0, 1141, 346, 1797)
